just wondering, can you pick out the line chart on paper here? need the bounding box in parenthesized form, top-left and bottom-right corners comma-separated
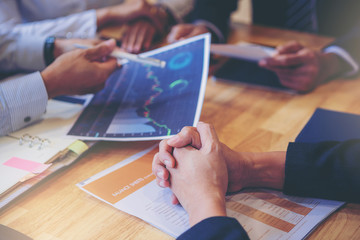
(68, 34, 210, 141)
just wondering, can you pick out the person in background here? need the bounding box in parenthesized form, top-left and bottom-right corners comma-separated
(0, 30, 118, 136)
(152, 122, 360, 239)
(0, 0, 194, 73)
(166, 0, 360, 92)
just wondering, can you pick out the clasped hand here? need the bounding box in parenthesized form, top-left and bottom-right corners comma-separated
(152, 123, 252, 226)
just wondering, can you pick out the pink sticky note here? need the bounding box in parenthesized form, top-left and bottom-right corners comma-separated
(4, 157, 51, 174)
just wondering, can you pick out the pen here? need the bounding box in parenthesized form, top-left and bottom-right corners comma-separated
(73, 44, 166, 68)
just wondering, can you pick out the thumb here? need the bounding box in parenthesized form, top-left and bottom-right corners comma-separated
(85, 39, 116, 61)
(276, 41, 303, 55)
(196, 122, 220, 151)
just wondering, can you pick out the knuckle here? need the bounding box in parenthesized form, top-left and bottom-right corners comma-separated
(172, 25, 180, 31)
(153, 152, 160, 162)
(200, 122, 211, 129)
(181, 126, 192, 135)
(302, 48, 314, 57)
(159, 139, 168, 150)
(307, 66, 318, 75)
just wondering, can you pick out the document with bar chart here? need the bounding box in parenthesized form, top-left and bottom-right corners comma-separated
(68, 34, 210, 141)
(225, 190, 344, 239)
(78, 146, 344, 239)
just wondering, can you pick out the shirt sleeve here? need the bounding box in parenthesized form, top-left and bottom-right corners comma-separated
(323, 46, 359, 77)
(0, 1, 97, 72)
(8, 10, 97, 39)
(0, 72, 48, 136)
(0, 30, 48, 72)
(177, 217, 249, 240)
(323, 23, 360, 77)
(0, 0, 97, 39)
(284, 141, 360, 203)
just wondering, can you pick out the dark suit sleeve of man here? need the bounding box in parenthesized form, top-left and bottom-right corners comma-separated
(284, 140, 360, 203)
(191, 0, 238, 38)
(177, 217, 249, 240)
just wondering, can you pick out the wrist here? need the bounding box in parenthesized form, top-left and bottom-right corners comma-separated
(149, 4, 172, 34)
(53, 38, 66, 59)
(41, 66, 61, 99)
(187, 193, 226, 226)
(96, 8, 111, 28)
(319, 52, 342, 81)
(244, 151, 286, 189)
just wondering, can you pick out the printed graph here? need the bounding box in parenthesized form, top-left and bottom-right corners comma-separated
(226, 189, 324, 239)
(68, 34, 210, 140)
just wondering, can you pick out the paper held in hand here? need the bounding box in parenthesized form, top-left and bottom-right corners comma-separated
(210, 42, 275, 62)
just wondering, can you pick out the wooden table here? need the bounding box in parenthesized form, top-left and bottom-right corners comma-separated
(1, 23, 360, 240)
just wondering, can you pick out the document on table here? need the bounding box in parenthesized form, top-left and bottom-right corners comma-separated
(78, 146, 344, 239)
(68, 34, 210, 141)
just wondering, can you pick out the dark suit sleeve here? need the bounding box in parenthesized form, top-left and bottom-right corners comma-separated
(191, 0, 238, 39)
(177, 217, 249, 240)
(284, 140, 360, 203)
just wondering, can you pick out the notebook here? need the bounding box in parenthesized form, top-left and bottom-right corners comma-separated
(296, 108, 360, 143)
(0, 99, 89, 197)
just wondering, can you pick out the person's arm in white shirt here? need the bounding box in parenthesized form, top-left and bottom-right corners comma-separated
(0, 0, 98, 38)
(0, 72, 48, 136)
(0, 30, 48, 72)
(0, 39, 118, 136)
(0, 1, 98, 72)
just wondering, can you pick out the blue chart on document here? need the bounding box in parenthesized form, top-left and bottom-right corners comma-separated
(68, 34, 210, 141)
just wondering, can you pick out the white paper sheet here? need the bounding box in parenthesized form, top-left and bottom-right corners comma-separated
(211, 42, 276, 62)
(78, 147, 344, 239)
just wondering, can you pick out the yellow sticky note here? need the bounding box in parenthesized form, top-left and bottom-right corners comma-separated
(68, 141, 88, 155)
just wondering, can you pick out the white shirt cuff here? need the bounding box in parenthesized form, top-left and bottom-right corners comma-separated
(1, 72, 48, 133)
(16, 35, 48, 71)
(323, 46, 359, 77)
(193, 20, 225, 43)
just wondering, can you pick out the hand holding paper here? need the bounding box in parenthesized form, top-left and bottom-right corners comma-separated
(259, 41, 343, 92)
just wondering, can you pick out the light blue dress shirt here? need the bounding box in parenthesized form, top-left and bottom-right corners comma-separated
(0, 0, 194, 135)
(0, 0, 194, 72)
(0, 71, 48, 136)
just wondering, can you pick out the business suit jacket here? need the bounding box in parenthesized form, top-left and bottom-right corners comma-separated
(192, 0, 360, 37)
(176, 140, 360, 239)
(192, 0, 360, 74)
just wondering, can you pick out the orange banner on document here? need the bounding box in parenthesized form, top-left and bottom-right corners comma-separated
(83, 149, 157, 204)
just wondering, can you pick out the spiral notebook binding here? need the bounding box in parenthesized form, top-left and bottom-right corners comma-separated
(19, 133, 51, 150)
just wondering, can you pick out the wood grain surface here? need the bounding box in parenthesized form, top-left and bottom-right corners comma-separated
(1, 23, 359, 240)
